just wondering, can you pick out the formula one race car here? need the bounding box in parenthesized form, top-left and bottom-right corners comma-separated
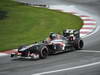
(11, 29, 84, 59)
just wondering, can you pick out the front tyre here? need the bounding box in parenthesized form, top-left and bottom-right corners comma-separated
(39, 47, 48, 59)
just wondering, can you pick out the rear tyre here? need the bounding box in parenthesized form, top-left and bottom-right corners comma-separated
(74, 39, 84, 50)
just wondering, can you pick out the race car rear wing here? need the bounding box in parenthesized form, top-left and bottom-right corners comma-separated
(73, 29, 80, 38)
(63, 29, 80, 38)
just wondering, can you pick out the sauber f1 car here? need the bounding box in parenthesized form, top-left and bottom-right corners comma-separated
(11, 29, 84, 59)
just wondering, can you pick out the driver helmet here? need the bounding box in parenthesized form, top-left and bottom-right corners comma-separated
(49, 32, 57, 40)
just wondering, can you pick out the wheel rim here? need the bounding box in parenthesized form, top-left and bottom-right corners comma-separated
(42, 50, 48, 58)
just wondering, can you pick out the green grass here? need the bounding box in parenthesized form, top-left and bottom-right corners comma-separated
(0, 0, 83, 51)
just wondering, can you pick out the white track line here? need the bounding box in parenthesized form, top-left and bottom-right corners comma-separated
(0, 53, 8, 56)
(82, 25, 96, 27)
(83, 21, 96, 23)
(32, 61, 100, 75)
(78, 50, 100, 53)
(80, 29, 93, 32)
(81, 17, 94, 19)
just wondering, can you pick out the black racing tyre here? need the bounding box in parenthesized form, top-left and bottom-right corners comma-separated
(11, 53, 15, 57)
(74, 39, 84, 50)
(39, 47, 48, 59)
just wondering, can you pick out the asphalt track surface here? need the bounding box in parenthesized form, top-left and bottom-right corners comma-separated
(0, 0, 100, 75)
